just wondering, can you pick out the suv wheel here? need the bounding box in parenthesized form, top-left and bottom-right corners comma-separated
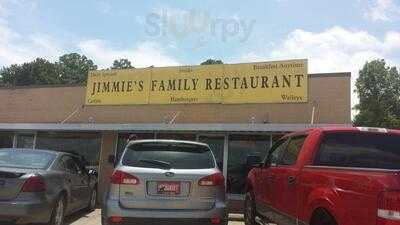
(244, 191, 256, 225)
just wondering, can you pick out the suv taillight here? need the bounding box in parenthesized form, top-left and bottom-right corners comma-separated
(198, 172, 224, 186)
(110, 170, 139, 185)
(378, 191, 400, 222)
(22, 175, 46, 192)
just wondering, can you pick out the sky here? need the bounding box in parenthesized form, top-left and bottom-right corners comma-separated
(0, 0, 400, 113)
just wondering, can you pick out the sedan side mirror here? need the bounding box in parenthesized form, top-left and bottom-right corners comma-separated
(246, 155, 262, 168)
(88, 169, 98, 176)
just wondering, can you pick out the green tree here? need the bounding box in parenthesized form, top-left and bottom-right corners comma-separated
(200, 59, 223, 65)
(31, 58, 62, 85)
(111, 58, 134, 69)
(0, 58, 60, 86)
(0, 64, 21, 86)
(354, 59, 400, 128)
(57, 53, 98, 84)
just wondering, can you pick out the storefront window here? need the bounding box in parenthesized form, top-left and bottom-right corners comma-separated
(227, 134, 270, 194)
(0, 132, 13, 148)
(198, 135, 225, 170)
(16, 133, 34, 148)
(156, 133, 196, 140)
(116, 133, 155, 161)
(272, 133, 287, 145)
(36, 132, 101, 167)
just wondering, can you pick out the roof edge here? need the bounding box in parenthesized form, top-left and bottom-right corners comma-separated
(0, 84, 84, 90)
(309, 72, 351, 78)
(0, 123, 353, 132)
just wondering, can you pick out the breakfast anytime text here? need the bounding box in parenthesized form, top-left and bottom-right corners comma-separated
(85, 59, 308, 105)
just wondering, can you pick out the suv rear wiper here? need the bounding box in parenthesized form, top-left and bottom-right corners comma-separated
(139, 159, 171, 169)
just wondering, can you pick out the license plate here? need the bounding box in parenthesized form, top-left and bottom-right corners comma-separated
(157, 181, 180, 195)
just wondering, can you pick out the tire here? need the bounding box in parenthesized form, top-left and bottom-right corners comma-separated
(310, 209, 338, 225)
(244, 191, 257, 225)
(48, 195, 66, 225)
(87, 188, 97, 211)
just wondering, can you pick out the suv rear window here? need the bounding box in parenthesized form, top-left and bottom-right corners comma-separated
(122, 142, 215, 169)
(314, 132, 400, 169)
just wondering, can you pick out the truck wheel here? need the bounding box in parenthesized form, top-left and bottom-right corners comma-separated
(310, 209, 338, 225)
(244, 191, 256, 225)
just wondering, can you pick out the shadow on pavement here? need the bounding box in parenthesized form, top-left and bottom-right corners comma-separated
(2, 208, 97, 225)
(0, 210, 248, 225)
(63, 209, 95, 225)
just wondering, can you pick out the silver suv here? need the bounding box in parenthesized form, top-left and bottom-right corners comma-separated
(102, 140, 227, 225)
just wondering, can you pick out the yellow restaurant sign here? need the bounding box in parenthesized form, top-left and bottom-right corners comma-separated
(85, 59, 308, 105)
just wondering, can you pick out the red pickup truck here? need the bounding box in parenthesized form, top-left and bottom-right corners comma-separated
(245, 127, 400, 225)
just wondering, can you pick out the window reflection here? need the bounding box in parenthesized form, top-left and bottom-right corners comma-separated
(156, 133, 196, 140)
(116, 133, 155, 161)
(36, 132, 101, 167)
(16, 133, 34, 148)
(0, 132, 13, 148)
(272, 133, 287, 145)
(198, 136, 224, 170)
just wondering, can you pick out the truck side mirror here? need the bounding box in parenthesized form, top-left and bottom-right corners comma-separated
(246, 155, 262, 168)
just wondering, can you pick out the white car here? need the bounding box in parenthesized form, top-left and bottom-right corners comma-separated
(102, 140, 227, 225)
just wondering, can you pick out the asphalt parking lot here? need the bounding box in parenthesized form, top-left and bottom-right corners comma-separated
(56, 209, 246, 225)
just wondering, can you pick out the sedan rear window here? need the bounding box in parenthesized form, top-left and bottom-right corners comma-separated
(0, 149, 56, 169)
(122, 142, 215, 169)
(314, 132, 400, 169)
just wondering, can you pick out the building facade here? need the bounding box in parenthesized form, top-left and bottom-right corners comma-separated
(0, 72, 351, 201)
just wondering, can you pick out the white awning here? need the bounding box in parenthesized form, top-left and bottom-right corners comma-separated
(0, 123, 352, 132)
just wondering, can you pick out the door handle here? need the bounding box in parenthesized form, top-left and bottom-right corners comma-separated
(288, 176, 296, 185)
(267, 175, 276, 181)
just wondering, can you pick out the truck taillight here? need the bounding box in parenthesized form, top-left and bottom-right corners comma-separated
(378, 191, 400, 222)
(22, 175, 46, 192)
(110, 170, 139, 185)
(198, 172, 224, 186)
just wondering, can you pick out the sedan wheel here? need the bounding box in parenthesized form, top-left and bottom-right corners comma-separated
(89, 189, 97, 210)
(49, 196, 65, 225)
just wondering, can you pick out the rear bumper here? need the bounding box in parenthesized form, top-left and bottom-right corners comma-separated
(0, 199, 52, 224)
(102, 199, 227, 225)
